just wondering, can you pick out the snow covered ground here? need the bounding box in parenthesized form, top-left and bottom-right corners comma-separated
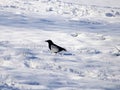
(0, 0, 120, 90)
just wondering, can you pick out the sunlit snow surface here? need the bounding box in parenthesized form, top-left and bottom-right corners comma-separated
(0, 0, 120, 90)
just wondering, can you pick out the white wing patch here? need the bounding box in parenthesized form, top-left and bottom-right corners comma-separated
(51, 45, 59, 53)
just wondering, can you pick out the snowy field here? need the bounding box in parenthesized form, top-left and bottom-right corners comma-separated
(0, 0, 120, 90)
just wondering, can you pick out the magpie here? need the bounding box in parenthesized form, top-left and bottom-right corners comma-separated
(45, 40, 66, 53)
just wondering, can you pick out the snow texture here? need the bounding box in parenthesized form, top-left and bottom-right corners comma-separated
(0, 0, 120, 90)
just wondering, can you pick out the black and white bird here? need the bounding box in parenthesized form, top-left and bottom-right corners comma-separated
(45, 40, 66, 53)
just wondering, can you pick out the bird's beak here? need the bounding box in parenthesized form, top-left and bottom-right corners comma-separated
(45, 40, 48, 42)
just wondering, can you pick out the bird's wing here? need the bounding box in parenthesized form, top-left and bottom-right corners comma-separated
(51, 45, 59, 53)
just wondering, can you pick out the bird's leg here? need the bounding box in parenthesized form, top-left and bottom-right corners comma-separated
(59, 52, 63, 56)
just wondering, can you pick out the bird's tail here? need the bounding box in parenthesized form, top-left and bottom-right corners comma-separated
(63, 48, 67, 51)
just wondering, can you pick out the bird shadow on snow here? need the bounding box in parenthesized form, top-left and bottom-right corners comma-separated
(58, 51, 73, 56)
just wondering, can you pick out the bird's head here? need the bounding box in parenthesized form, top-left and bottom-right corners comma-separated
(45, 40, 53, 44)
